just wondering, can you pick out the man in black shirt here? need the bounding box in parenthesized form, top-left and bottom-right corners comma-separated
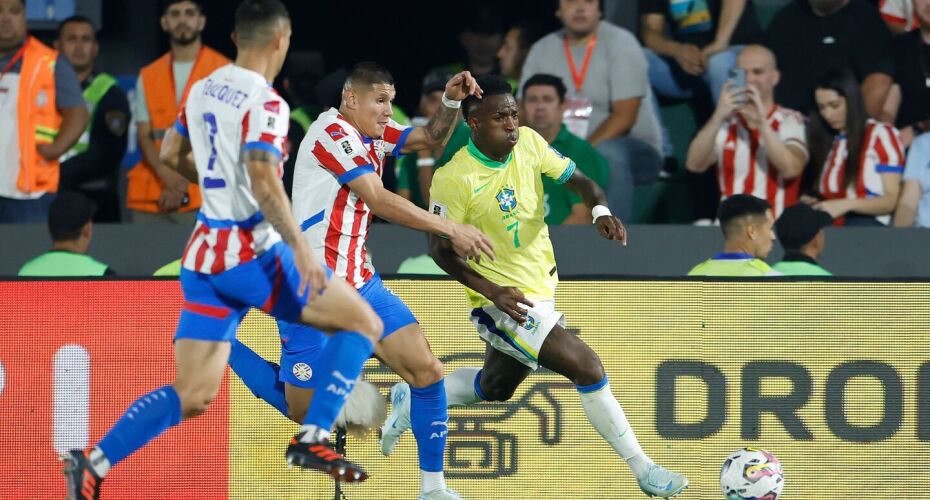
(640, 0, 762, 102)
(886, 0, 930, 147)
(766, 0, 894, 119)
(55, 15, 130, 222)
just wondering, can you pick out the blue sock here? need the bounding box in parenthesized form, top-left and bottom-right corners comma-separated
(302, 331, 373, 430)
(97, 385, 182, 466)
(410, 379, 448, 472)
(474, 369, 489, 401)
(228, 340, 288, 417)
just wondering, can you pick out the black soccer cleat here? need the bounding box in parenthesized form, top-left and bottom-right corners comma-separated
(285, 432, 368, 483)
(61, 449, 102, 500)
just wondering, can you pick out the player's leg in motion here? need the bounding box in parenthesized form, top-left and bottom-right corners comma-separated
(534, 325, 688, 498)
(374, 323, 456, 499)
(284, 275, 383, 481)
(62, 269, 246, 500)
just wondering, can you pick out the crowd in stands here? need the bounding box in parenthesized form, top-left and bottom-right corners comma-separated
(3, 0, 930, 275)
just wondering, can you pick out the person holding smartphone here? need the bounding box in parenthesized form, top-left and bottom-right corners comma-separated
(685, 44, 809, 217)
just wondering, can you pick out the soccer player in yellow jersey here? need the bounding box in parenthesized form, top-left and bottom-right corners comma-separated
(380, 76, 688, 498)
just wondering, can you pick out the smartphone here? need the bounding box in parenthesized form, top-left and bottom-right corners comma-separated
(727, 68, 747, 104)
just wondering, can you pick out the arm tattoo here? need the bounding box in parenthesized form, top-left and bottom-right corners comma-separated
(423, 103, 460, 146)
(244, 149, 279, 163)
(246, 150, 304, 249)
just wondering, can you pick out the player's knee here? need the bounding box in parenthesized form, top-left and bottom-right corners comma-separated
(479, 373, 519, 401)
(176, 383, 220, 420)
(573, 350, 605, 387)
(354, 311, 383, 344)
(408, 357, 444, 388)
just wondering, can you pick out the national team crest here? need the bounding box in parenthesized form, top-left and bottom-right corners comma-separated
(292, 362, 313, 382)
(496, 187, 517, 212)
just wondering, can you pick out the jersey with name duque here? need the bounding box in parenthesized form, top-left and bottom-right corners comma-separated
(292, 108, 412, 288)
(176, 64, 289, 274)
(817, 119, 904, 224)
(714, 105, 807, 216)
(429, 127, 575, 308)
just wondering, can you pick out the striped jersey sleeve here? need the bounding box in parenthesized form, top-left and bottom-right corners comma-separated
(382, 119, 413, 157)
(871, 123, 905, 174)
(242, 98, 290, 158)
(309, 122, 375, 184)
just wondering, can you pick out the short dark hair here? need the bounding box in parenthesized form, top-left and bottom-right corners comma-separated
(48, 192, 96, 242)
(162, 0, 203, 14)
(463, 74, 514, 120)
(522, 74, 566, 102)
(345, 61, 395, 91)
(234, 0, 289, 48)
(57, 15, 97, 39)
(718, 194, 771, 238)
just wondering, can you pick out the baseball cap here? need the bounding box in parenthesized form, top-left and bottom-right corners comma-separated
(775, 203, 832, 250)
(48, 191, 96, 236)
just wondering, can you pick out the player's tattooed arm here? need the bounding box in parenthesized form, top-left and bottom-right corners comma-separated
(159, 127, 198, 184)
(429, 234, 529, 323)
(401, 71, 483, 153)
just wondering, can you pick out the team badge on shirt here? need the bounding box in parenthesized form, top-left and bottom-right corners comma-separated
(496, 187, 517, 212)
(292, 362, 313, 382)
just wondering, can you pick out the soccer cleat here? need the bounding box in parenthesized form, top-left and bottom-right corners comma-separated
(285, 432, 368, 482)
(379, 381, 412, 456)
(419, 487, 462, 500)
(637, 463, 689, 498)
(61, 449, 102, 500)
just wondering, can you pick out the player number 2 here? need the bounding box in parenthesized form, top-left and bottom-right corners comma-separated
(202, 112, 226, 189)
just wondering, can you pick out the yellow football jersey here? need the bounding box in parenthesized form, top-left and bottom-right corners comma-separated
(429, 126, 576, 308)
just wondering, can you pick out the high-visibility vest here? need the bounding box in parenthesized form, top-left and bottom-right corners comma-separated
(126, 46, 229, 213)
(18, 250, 109, 277)
(16, 36, 63, 194)
(60, 72, 118, 161)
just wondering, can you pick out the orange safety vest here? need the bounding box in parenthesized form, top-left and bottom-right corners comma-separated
(16, 36, 62, 194)
(126, 46, 229, 213)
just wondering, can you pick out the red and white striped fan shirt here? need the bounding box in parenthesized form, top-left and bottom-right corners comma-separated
(817, 119, 905, 224)
(714, 105, 808, 216)
(879, 0, 918, 32)
(292, 108, 412, 288)
(177, 65, 289, 274)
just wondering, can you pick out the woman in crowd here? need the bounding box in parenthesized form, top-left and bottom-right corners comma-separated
(805, 71, 905, 226)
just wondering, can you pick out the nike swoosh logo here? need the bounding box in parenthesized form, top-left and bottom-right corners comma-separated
(473, 181, 492, 194)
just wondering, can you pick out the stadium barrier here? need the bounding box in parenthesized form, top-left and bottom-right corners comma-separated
(2, 279, 928, 499)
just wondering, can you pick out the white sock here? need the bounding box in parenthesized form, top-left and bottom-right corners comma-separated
(89, 447, 111, 477)
(578, 381, 653, 477)
(298, 424, 330, 443)
(444, 367, 483, 406)
(421, 470, 446, 493)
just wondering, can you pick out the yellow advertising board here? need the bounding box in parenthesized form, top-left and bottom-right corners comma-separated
(229, 280, 930, 499)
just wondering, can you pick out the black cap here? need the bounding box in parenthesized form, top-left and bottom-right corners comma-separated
(421, 68, 453, 96)
(49, 191, 96, 237)
(775, 203, 832, 250)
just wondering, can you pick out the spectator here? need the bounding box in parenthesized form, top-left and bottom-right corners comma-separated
(807, 70, 904, 226)
(521, 0, 663, 222)
(688, 194, 780, 276)
(686, 45, 808, 217)
(0, 0, 88, 223)
(55, 15, 130, 223)
(640, 0, 762, 103)
(894, 132, 930, 227)
(497, 18, 548, 86)
(522, 73, 610, 225)
(882, 0, 930, 148)
(18, 191, 114, 276)
(432, 5, 503, 79)
(395, 69, 470, 209)
(127, 0, 229, 224)
(773, 203, 833, 275)
(766, 0, 894, 120)
(880, 0, 919, 33)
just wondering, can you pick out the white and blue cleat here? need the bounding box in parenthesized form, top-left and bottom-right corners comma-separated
(637, 463, 689, 498)
(380, 381, 412, 456)
(418, 487, 462, 500)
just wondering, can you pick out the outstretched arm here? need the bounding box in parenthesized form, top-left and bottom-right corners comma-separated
(401, 71, 483, 153)
(564, 169, 627, 244)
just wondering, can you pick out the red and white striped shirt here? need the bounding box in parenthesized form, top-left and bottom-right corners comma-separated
(714, 105, 808, 216)
(176, 65, 288, 274)
(817, 119, 905, 224)
(880, 0, 918, 32)
(292, 108, 412, 288)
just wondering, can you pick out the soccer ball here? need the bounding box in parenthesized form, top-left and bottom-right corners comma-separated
(719, 447, 784, 500)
